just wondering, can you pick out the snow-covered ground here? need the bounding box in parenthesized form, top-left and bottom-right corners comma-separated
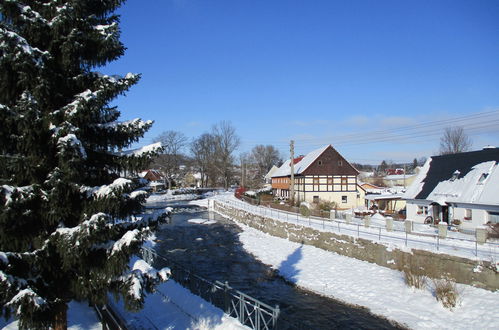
(111, 279, 247, 330)
(210, 195, 499, 262)
(0, 301, 101, 330)
(235, 224, 499, 329)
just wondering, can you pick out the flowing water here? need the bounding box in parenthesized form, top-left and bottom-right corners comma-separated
(151, 202, 404, 329)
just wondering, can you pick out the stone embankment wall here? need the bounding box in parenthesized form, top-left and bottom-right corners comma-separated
(213, 201, 499, 291)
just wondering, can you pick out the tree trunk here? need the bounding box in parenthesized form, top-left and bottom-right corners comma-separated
(53, 302, 68, 330)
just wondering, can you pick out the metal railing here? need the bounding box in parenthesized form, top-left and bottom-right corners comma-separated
(141, 247, 280, 330)
(215, 199, 499, 261)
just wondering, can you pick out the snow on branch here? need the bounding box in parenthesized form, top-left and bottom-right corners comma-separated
(93, 178, 132, 198)
(93, 22, 118, 40)
(0, 28, 49, 67)
(62, 89, 99, 117)
(6, 288, 47, 315)
(1, 185, 36, 207)
(120, 142, 162, 157)
(119, 256, 171, 303)
(57, 133, 87, 158)
(110, 229, 141, 256)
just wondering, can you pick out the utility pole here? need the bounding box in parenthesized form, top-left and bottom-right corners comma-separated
(290, 140, 295, 204)
(403, 163, 406, 189)
(240, 158, 245, 188)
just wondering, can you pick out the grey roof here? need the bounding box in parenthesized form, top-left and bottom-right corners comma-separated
(404, 148, 499, 206)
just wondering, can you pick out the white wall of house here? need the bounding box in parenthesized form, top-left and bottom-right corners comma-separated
(407, 201, 496, 228)
(296, 191, 361, 209)
(406, 202, 432, 223)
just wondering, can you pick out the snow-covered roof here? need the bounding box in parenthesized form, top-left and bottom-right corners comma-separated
(404, 148, 499, 206)
(384, 174, 416, 181)
(272, 145, 330, 177)
(264, 165, 279, 180)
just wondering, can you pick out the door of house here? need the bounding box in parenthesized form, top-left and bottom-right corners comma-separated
(442, 206, 449, 224)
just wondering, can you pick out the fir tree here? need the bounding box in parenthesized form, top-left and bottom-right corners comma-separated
(0, 1, 169, 328)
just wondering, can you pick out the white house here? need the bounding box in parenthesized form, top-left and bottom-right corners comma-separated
(404, 147, 499, 229)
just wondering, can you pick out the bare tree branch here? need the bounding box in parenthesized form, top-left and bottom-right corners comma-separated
(439, 126, 472, 155)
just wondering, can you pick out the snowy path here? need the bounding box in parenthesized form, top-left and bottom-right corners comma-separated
(235, 224, 499, 330)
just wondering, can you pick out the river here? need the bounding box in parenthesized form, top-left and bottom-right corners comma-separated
(150, 201, 404, 329)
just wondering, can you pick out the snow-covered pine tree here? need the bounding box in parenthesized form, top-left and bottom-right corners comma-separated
(0, 1, 169, 328)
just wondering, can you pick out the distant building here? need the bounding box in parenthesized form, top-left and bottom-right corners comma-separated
(271, 145, 365, 208)
(404, 147, 499, 228)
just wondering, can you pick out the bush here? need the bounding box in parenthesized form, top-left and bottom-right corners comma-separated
(403, 270, 427, 290)
(300, 204, 310, 217)
(318, 201, 337, 212)
(433, 278, 460, 309)
(452, 219, 461, 226)
(486, 222, 499, 239)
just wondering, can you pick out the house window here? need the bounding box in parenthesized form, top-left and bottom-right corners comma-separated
(313, 196, 320, 203)
(342, 195, 347, 203)
(327, 177, 333, 185)
(478, 173, 489, 184)
(341, 177, 347, 191)
(313, 177, 319, 191)
(318, 160, 323, 166)
(464, 209, 472, 220)
(417, 205, 428, 216)
(489, 212, 499, 224)
(338, 160, 343, 166)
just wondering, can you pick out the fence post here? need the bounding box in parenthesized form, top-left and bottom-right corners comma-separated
(273, 305, 280, 328)
(224, 281, 230, 314)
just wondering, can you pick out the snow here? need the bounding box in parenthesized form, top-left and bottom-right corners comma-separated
(188, 218, 217, 225)
(427, 161, 498, 205)
(130, 190, 147, 199)
(57, 134, 87, 158)
(211, 195, 498, 263)
(121, 142, 162, 157)
(7, 288, 45, 310)
(404, 158, 432, 199)
(111, 229, 140, 254)
(236, 224, 499, 329)
(110, 280, 247, 330)
(146, 191, 199, 203)
(0, 301, 101, 330)
(0, 252, 7, 265)
(94, 178, 131, 197)
(0, 28, 48, 66)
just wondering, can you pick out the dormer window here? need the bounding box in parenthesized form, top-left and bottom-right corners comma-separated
(478, 173, 489, 184)
(450, 170, 460, 181)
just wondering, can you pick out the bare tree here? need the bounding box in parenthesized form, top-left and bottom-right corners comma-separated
(153, 131, 188, 189)
(439, 126, 472, 155)
(190, 133, 217, 187)
(250, 144, 282, 185)
(212, 121, 240, 189)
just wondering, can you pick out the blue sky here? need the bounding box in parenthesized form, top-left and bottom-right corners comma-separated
(104, 0, 499, 164)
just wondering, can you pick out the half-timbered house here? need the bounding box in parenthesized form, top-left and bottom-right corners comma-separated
(271, 145, 364, 208)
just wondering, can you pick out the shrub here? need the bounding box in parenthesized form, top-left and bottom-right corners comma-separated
(486, 222, 499, 239)
(318, 201, 337, 212)
(433, 278, 460, 309)
(403, 269, 427, 290)
(300, 204, 311, 217)
(452, 219, 461, 226)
